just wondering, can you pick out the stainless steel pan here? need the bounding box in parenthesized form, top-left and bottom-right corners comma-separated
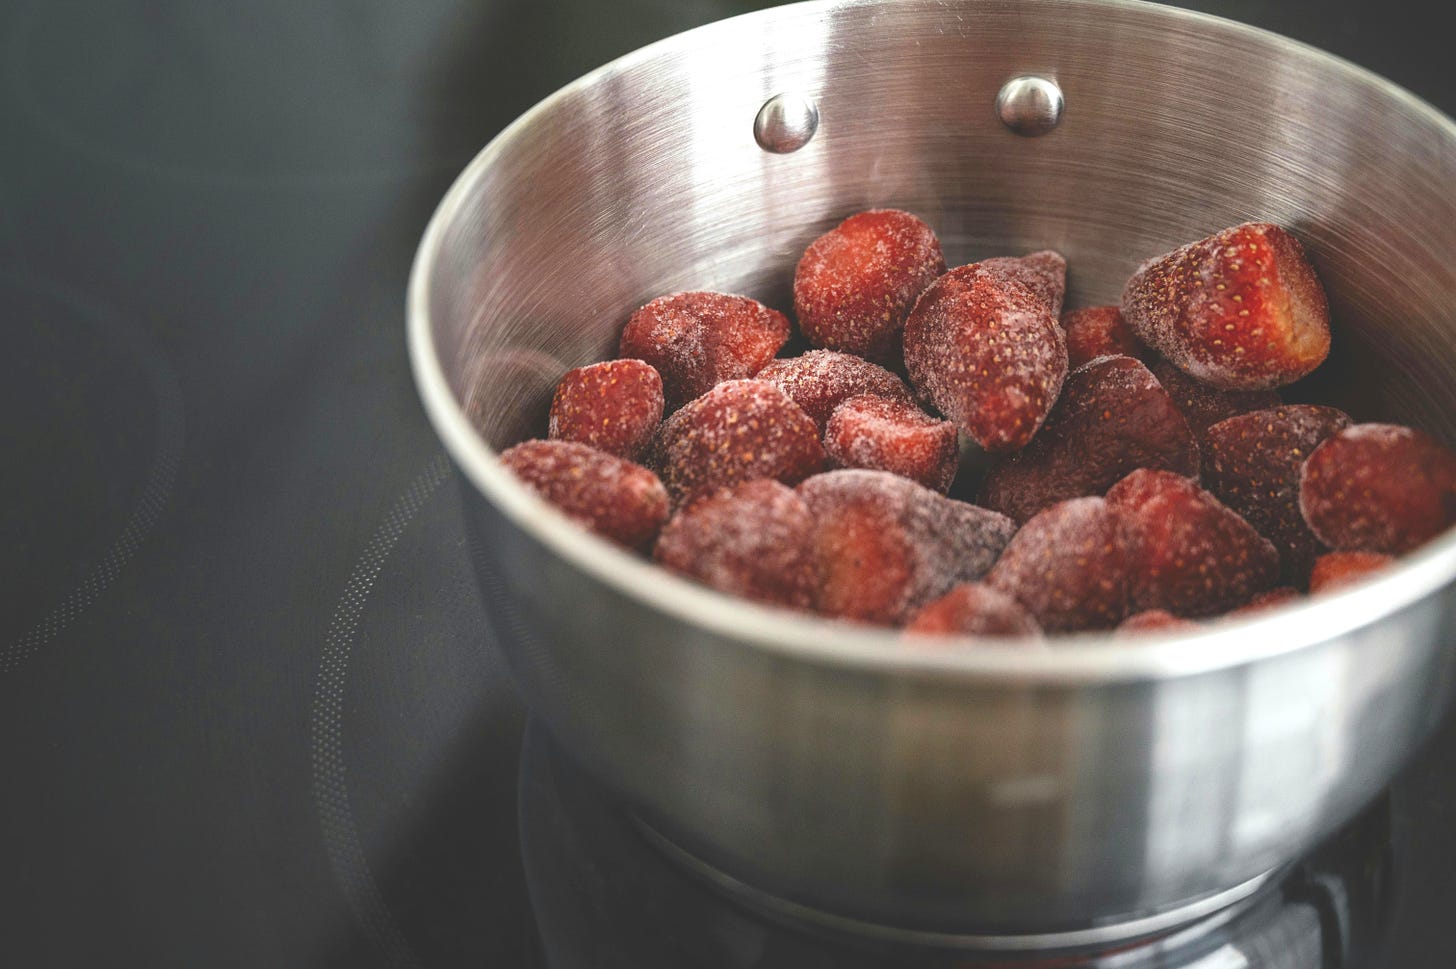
(407, 0, 1456, 946)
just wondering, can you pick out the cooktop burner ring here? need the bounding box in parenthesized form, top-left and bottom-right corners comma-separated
(0, 272, 184, 675)
(630, 816, 1283, 955)
(309, 453, 452, 969)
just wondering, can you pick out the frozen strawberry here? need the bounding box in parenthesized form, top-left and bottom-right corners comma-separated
(619, 291, 790, 410)
(1300, 423, 1456, 554)
(903, 263, 1068, 452)
(1107, 469, 1279, 617)
(547, 359, 664, 461)
(824, 395, 959, 493)
(653, 479, 815, 609)
(1308, 551, 1396, 594)
(1118, 610, 1201, 634)
(979, 355, 1198, 523)
(1063, 306, 1149, 369)
(1150, 358, 1281, 444)
(797, 470, 1016, 625)
(756, 350, 914, 431)
(1121, 222, 1331, 390)
(986, 497, 1132, 632)
(499, 439, 669, 550)
(1204, 405, 1352, 581)
(654, 379, 825, 506)
(800, 486, 913, 624)
(903, 583, 1041, 638)
(979, 250, 1067, 317)
(1228, 586, 1302, 616)
(793, 209, 946, 363)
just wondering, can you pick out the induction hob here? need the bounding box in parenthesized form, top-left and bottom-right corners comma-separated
(1, 1, 1452, 966)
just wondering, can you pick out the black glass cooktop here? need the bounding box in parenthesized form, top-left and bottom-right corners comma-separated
(1, 1, 1452, 966)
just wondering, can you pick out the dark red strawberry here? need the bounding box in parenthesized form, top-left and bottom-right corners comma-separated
(980, 355, 1198, 523)
(1063, 305, 1149, 369)
(1203, 404, 1352, 583)
(824, 395, 959, 493)
(619, 291, 789, 410)
(499, 439, 669, 550)
(548, 358, 664, 461)
(986, 497, 1132, 632)
(797, 470, 1016, 625)
(1107, 468, 1279, 617)
(904, 263, 1068, 452)
(1118, 610, 1202, 634)
(653, 379, 824, 506)
(903, 583, 1041, 638)
(757, 350, 914, 432)
(1150, 358, 1281, 445)
(1300, 423, 1456, 555)
(1308, 550, 1396, 593)
(654, 479, 815, 610)
(1227, 586, 1302, 616)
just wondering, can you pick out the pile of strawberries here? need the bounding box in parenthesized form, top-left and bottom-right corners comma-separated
(494, 210, 1456, 638)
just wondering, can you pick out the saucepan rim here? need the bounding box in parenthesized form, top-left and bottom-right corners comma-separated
(407, 0, 1456, 684)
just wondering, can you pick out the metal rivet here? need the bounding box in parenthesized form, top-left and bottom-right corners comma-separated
(754, 92, 819, 154)
(995, 76, 1064, 137)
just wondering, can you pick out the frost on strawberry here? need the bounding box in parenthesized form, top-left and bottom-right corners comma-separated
(1122, 222, 1331, 390)
(1107, 469, 1279, 617)
(904, 583, 1041, 638)
(548, 359, 664, 461)
(654, 379, 825, 506)
(797, 470, 1015, 626)
(824, 395, 959, 493)
(654, 479, 815, 609)
(619, 291, 790, 410)
(500, 439, 669, 550)
(904, 263, 1068, 453)
(793, 209, 945, 364)
(1300, 423, 1456, 555)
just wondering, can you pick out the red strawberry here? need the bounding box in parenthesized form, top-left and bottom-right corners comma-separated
(797, 470, 1016, 625)
(1203, 404, 1352, 583)
(903, 583, 1041, 638)
(987, 497, 1132, 632)
(1300, 423, 1456, 554)
(1227, 586, 1302, 617)
(1121, 222, 1331, 390)
(756, 350, 914, 432)
(903, 263, 1068, 452)
(548, 359, 664, 461)
(1118, 610, 1201, 634)
(1150, 358, 1281, 445)
(619, 291, 789, 410)
(499, 439, 669, 550)
(1063, 305, 1149, 370)
(793, 209, 945, 364)
(1308, 550, 1395, 593)
(978, 250, 1067, 317)
(653, 479, 815, 610)
(1107, 469, 1279, 617)
(824, 395, 959, 493)
(980, 355, 1198, 523)
(654, 380, 825, 506)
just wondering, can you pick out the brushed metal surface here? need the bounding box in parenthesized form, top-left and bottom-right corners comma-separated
(408, 0, 1456, 935)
